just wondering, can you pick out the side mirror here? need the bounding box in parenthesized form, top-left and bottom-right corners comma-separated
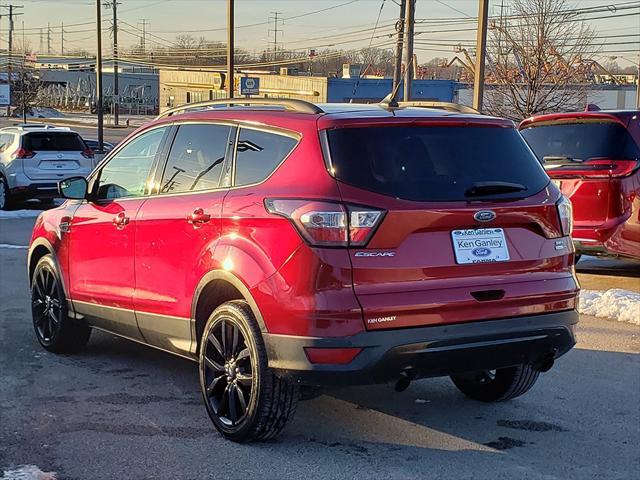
(58, 176, 88, 200)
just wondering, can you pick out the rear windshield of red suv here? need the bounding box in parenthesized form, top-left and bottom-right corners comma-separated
(520, 121, 640, 164)
(23, 132, 86, 151)
(326, 125, 549, 202)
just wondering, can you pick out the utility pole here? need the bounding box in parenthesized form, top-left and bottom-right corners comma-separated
(96, 0, 104, 152)
(47, 22, 51, 54)
(402, 0, 415, 101)
(227, 0, 234, 98)
(392, 0, 406, 100)
(268, 12, 282, 62)
(60, 22, 64, 55)
(1, 4, 24, 116)
(106, 1, 120, 125)
(138, 18, 149, 54)
(473, 0, 489, 112)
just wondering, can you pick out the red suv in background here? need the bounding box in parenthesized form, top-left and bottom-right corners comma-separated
(519, 110, 640, 261)
(28, 99, 578, 442)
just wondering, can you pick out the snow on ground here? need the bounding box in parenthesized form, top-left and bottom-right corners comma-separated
(0, 244, 28, 249)
(0, 210, 42, 220)
(1, 465, 57, 480)
(579, 289, 640, 325)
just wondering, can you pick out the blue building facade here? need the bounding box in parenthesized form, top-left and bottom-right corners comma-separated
(326, 78, 457, 103)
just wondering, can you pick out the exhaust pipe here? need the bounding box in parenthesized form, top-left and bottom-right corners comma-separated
(533, 354, 555, 372)
(394, 371, 412, 392)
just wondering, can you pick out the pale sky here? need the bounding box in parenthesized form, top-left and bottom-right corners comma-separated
(2, 0, 639, 67)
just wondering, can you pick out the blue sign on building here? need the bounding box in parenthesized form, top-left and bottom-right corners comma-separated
(240, 77, 260, 96)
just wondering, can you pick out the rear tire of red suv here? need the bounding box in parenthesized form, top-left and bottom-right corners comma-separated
(450, 364, 540, 402)
(199, 300, 298, 442)
(31, 255, 92, 353)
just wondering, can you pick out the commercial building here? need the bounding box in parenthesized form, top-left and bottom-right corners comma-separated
(159, 69, 458, 113)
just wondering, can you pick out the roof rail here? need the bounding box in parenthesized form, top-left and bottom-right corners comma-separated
(157, 98, 324, 119)
(7, 124, 71, 131)
(398, 101, 480, 114)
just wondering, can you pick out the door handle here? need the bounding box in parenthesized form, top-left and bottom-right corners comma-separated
(113, 212, 130, 229)
(188, 208, 211, 225)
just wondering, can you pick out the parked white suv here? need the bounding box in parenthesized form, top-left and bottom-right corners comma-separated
(0, 125, 95, 209)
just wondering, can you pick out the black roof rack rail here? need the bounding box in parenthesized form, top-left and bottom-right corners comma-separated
(157, 98, 324, 119)
(398, 101, 480, 114)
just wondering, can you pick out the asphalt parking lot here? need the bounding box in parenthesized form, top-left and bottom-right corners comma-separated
(1, 215, 638, 479)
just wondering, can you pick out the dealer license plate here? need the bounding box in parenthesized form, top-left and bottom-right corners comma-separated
(451, 228, 510, 264)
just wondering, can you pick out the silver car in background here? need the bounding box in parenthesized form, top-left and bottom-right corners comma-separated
(0, 125, 95, 210)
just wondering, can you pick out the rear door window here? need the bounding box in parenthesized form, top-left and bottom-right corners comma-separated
(326, 125, 549, 202)
(160, 124, 231, 194)
(234, 129, 298, 186)
(520, 121, 640, 165)
(23, 132, 86, 151)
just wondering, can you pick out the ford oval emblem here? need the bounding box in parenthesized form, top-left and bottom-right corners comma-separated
(472, 247, 492, 257)
(474, 210, 496, 222)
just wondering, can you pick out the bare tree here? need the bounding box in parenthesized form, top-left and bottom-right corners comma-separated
(14, 70, 42, 122)
(484, 0, 597, 120)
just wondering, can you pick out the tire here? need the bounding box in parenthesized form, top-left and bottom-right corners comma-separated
(31, 255, 91, 353)
(199, 300, 298, 442)
(0, 175, 12, 210)
(450, 364, 540, 402)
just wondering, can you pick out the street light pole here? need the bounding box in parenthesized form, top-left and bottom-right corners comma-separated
(227, 0, 235, 99)
(96, 0, 104, 152)
(472, 0, 489, 112)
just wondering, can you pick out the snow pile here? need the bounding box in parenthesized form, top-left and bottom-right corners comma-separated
(0, 244, 28, 249)
(2, 465, 57, 480)
(0, 210, 42, 220)
(579, 289, 640, 325)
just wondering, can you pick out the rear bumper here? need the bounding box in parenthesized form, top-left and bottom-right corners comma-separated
(10, 182, 60, 199)
(264, 310, 578, 386)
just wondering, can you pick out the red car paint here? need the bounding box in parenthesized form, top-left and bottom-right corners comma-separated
(29, 104, 578, 361)
(519, 110, 640, 260)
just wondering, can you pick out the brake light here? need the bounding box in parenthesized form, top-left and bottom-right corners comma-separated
(81, 148, 95, 159)
(13, 147, 35, 159)
(265, 198, 384, 247)
(547, 159, 638, 179)
(556, 195, 573, 236)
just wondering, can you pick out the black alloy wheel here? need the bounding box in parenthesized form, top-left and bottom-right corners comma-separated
(32, 261, 64, 345)
(202, 317, 254, 427)
(31, 255, 91, 353)
(199, 301, 298, 442)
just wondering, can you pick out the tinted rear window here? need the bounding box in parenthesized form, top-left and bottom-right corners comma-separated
(23, 132, 86, 151)
(520, 122, 640, 163)
(327, 125, 548, 202)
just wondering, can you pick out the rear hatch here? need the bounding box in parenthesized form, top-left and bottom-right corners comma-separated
(519, 118, 640, 228)
(20, 131, 93, 181)
(325, 120, 575, 330)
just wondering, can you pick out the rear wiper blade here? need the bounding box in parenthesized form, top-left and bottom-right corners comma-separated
(465, 181, 527, 197)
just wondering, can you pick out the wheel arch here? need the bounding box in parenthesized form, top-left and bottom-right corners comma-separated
(191, 270, 267, 354)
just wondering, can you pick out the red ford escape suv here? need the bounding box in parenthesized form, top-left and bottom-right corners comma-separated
(519, 109, 640, 261)
(28, 99, 579, 442)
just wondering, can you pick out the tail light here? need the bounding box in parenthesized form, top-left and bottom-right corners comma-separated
(265, 198, 384, 247)
(304, 347, 362, 364)
(81, 148, 95, 159)
(547, 159, 638, 179)
(12, 148, 35, 159)
(556, 195, 573, 236)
